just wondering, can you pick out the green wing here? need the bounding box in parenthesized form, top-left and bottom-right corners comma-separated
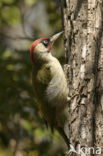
(32, 63, 54, 121)
(36, 64, 52, 85)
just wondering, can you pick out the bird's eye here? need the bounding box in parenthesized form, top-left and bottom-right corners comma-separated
(42, 39, 49, 47)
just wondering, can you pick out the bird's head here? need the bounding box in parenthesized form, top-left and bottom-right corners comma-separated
(30, 31, 63, 64)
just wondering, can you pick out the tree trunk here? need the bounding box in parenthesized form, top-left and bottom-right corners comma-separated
(61, 0, 103, 155)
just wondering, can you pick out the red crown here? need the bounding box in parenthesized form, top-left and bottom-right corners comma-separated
(30, 37, 48, 63)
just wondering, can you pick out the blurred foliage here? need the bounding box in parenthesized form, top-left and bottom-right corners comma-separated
(1, 6, 21, 25)
(0, 0, 66, 155)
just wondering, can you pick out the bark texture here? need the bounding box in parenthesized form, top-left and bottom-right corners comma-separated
(61, 0, 103, 155)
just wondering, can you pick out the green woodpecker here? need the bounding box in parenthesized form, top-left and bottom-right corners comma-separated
(30, 32, 69, 147)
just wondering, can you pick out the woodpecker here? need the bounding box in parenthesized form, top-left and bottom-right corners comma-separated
(30, 31, 69, 147)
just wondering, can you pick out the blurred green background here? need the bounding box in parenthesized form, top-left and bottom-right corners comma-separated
(0, 0, 66, 155)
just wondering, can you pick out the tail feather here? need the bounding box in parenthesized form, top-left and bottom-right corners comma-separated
(56, 126, 70, 149)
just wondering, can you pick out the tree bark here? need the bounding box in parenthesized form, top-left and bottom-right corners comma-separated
(61, 0, 103, 155)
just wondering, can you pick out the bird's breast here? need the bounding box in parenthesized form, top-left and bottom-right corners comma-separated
(32, 59, 68, 122)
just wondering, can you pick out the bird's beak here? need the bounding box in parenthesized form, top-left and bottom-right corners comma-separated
(50, 31, 64, 44)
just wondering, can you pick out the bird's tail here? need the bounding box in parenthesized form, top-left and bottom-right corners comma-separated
(56, 126, 70, 149)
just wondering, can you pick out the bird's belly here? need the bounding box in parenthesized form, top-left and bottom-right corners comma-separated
(33, 78, 67, 124)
